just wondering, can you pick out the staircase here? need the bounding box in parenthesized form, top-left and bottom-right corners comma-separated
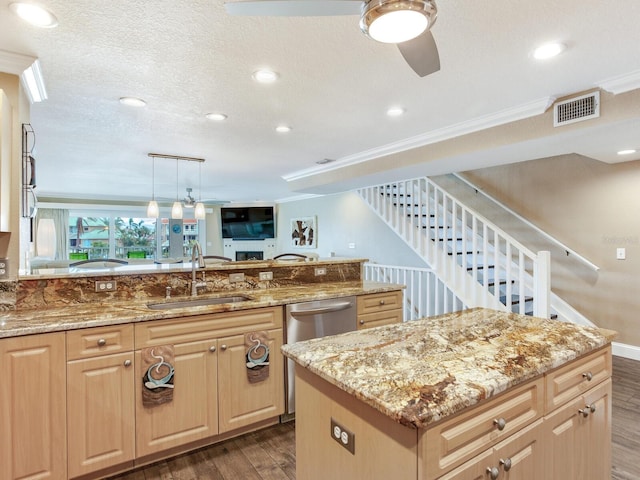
(358, 177, 553, 319)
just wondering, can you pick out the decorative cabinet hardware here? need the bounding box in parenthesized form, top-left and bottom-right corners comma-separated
(124, 359, 132, 367)
(209, 346, 217, 352)
(578, 404, 596, 417)
(500, 457, 512, 471)
(359, 320, 365, 325)
(379, 300, 385, 305)
(493, 417, 507, 431)
(220, 344, 228, 351)
(583, 371, 593, 381)
(97, 338, 107, 347)
(487, 466, 500, 479)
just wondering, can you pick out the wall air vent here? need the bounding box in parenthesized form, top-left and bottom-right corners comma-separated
(553, 91, 600, 127)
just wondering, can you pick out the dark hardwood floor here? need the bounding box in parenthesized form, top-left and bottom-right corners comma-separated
(110, 355, 639, 480)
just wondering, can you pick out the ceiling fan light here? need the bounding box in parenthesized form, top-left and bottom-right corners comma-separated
(361, 0, 437, 44)
(194, 202, 206, 220)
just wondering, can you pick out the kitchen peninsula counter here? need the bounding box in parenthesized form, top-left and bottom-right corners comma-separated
(0, 281, 400, 338)
(283, 308, 615, 479)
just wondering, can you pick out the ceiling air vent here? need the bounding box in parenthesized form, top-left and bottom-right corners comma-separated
(553, 91, 600, 127)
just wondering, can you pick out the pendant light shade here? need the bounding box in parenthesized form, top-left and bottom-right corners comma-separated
(147, 156, 160, 218)
(194, 161, 206, 220)
(171, 201, 183, 219)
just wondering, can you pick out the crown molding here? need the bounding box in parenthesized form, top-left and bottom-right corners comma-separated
(283, 96, 554, 182)
(0, 49, 37, 75)
(598, 69, 640, 95)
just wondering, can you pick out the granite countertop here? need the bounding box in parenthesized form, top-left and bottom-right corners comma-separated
(0, 281, 400, 338)
(281, 307, 615, 429)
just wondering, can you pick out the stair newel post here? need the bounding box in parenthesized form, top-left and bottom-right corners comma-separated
(533, 251, 551, 319)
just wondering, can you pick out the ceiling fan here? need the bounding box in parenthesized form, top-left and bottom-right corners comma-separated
(224, 0, 440, 77)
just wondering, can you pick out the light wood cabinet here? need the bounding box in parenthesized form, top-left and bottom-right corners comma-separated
(135, 338, 219, 457)
(134, 306, 284, 458)
(0, 332, 67, 480)
(66, 325, 135, 478)
(544, 378, 611, 480)
(357, 290, 403, 329)
(218, 329, 284, 433)
(295, 345, 612, 480)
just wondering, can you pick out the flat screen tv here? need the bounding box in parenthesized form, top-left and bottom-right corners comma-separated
(221, 206, 275, 239)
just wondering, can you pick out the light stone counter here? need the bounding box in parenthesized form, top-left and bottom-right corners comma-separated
(282, 307, 615, 429)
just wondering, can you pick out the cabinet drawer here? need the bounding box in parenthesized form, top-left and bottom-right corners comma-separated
(135, 306, 283, 349)
(421, 377, 543, 480)
(357, 309, 403, 329)
(357, 291, 403, 315)
(545, 346, 611, 413)
(67, 324, 134, 360)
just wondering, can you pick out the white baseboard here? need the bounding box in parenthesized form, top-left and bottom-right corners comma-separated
(612, 342, 640, 361)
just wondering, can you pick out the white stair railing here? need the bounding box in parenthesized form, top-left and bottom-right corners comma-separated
(364, 263, 465, 321)
(358, 178, 552, 319)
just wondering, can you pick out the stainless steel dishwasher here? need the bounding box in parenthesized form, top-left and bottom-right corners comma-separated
(285, 296, 357, 414)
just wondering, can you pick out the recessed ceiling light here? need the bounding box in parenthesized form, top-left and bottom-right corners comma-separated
(387, 106, 406, 117)
(205, 112, 228, 121)
(119, 97, 146, 107)
(617, 149, 637, 155)
(9, 2, 58, 28)
(253, 69, 279, 83)
(275, 125, 292, 133)
(533, 42, 566, 60)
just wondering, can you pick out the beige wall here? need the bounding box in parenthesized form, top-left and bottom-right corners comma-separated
(463, 154, 640, 346)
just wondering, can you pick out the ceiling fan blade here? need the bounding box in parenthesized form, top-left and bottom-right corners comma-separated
(397, 31, 440, 77)
(224, 0, 362, 16)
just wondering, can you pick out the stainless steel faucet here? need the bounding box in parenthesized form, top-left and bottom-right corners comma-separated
(190, 241, 207, 296)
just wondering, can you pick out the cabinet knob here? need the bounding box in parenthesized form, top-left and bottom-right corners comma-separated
(97, 338, 107, 347)
(209, 346, 217, 353)
(379, 300, 385, 305)
(220, 344, 228, 351)
(123, 360, 131, 367)
(582, 371, 593, 381)
(486, 467, 499, 480)
(493, 417, 507, 431)
(500, 458, 512, 472)
(589, 404, 596, 413)
(578, 406, 591, 418)
(360, 320, 365, 325)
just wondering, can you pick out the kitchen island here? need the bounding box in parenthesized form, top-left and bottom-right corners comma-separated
(282, 308, 615, 479)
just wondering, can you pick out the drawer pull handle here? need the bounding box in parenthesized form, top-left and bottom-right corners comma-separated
(220, 344, 228, 351)
(582, 371, 593, 381)
(123, 360, 132, 367)
(209, 346, 217, 353)
(379, 300, 385, 305)
(487, 467, 499, 480)
(97, 338, 107, 347)
(500, 458, 512, 471)
(493, 417, 507, 431)
(578, 406, 591, 418)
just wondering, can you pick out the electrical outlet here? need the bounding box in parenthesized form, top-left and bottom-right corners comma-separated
(314, 267, 326, 276)
(229, 272, 245, 283)
(95, 280, 117, 292)
(259, 271, 273, 281)
(0, 258, 7, 278)
(330, 418, 355, 454)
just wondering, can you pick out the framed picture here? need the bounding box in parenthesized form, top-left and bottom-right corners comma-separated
(290, 216, 316, 248)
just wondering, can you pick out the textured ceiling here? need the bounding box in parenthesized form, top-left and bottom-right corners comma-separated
(1, 0, 640, 205)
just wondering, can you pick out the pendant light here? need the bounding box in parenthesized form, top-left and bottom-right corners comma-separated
(171, 158, 183, 219)
(147, 156, 159, 218)
(194, 161, 206, 220)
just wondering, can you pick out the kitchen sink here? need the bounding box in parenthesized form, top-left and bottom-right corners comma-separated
(147, 295, 253, 310)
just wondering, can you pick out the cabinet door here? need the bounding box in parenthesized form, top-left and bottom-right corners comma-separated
(492, 420, 542, 479)
(67, 352, 135, 478)
(218, 328, 285, 433)
(0, 333, 67, 480)
(544, 379, 611, 480)
(135, 339, 218, 457)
